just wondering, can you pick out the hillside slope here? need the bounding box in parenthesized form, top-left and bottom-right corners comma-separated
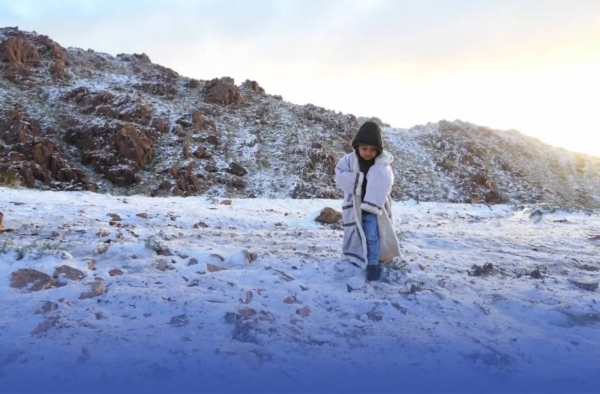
(1, 27, 599, 207)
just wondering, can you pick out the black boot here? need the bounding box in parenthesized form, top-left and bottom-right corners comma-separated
(366, 264, 381, 281)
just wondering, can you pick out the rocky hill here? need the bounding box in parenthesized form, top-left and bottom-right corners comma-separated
(1, 27, 599, 207)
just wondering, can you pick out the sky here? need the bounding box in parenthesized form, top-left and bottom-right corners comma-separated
(2, 0, 600, 156)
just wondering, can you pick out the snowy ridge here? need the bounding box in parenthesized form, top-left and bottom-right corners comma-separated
(1, 27, 600, 208)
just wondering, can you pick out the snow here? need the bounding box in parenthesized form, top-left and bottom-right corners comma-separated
(1, 187, 599, 393)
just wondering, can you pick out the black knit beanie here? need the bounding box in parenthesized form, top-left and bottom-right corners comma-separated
(351, 121, 384, 153)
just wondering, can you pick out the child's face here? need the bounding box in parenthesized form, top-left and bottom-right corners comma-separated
(357, 144, 378, 160)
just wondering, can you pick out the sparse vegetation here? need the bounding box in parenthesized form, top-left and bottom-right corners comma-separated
(0, 238, 17, 255)
(0, 169, 20, 187)
(144, 231, 170, 252)
(0, 238, 67, 260)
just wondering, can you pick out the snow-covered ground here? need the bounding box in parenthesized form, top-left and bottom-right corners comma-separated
(1, 187, 599, 393)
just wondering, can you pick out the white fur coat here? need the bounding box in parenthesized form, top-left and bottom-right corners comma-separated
(334, 151, 401, 269)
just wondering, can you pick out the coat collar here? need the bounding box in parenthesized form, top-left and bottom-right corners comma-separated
(348, 150, 393, 165)
(375, 150, 393, 165)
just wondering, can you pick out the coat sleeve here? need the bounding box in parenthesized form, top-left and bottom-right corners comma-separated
(335, 155, 364, 196)
(361, 164, 394, 215)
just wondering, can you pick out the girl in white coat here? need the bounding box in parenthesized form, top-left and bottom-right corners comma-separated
(334, 121, 401, 280)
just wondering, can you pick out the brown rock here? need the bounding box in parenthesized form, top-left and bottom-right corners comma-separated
(194, 221, 208, 228)
(243, 291, 253, 304)
(183, 140, 191, 158)
(151, 118, 169, 133)
(104, 166, 141, 186)
(0, 34, 41, 68)
(238, 308, 256, 319)
(36, 301, 59, 314)
(87, 260, 96, 271)
(224, 311, 238, 324)
(315, 207, 342, 225)
(61, 121, 140, 186)
(296, 306, 311, 317)
(207, 263, 226, 272)
(8, 151, 23, 162)
(36, 35, 68, 78)
(367, 311, 384, 322)
(109, 268, 124, 276)
(205, 134, 220, 145)
(204, 162, 218, 173)
(568, 278, 599, 291)
(157, 248, 173, 256)
(186, 79, 199, 88)
(391, 303, 408, 315)
(485, 190, 505, 204)
(58, 297, 72, 307)
(439, 158, 455, 172)
(96, 243, 110, 254)
(21, 166, 35, 187)
(563, 311, 600, 327)
(31, 317, 58, 335)
(79, 281, 106, 299)
(203, 77, 245, 105)
(114, 124, 155, 168)
(95, 105, 116, 118)
(53, 265, 85, 281)
(283, 296, 297, 304)
(227, 162, 248, 176)
(118, 101, 155, 124)
(220, 199, 233, 205)
(193, 146, 208, 159)
(10, 269, 56, 291)
(159, 180, 172, 191)
(136, 212, 149, 219)
(243, 249, 257, 263)
(133, 52, 151, 63)
(242, 79, 265, 94)
(173, 170, 203, 196)
(63, 86, 90, 104)
(461, 154, 474, 165)
(472, 172, 487, 186)
(191, 110, 208, 130)
(96, 228, 110, 237)
(156, 260, 169, 271)
(107, 213, 121, 221)
(227, 176, 247, 189)
(32, 140, 55, 166)
(169, 315, 189, 327)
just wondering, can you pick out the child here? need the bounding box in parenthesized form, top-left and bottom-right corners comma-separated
(334, 121, 401, 280)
